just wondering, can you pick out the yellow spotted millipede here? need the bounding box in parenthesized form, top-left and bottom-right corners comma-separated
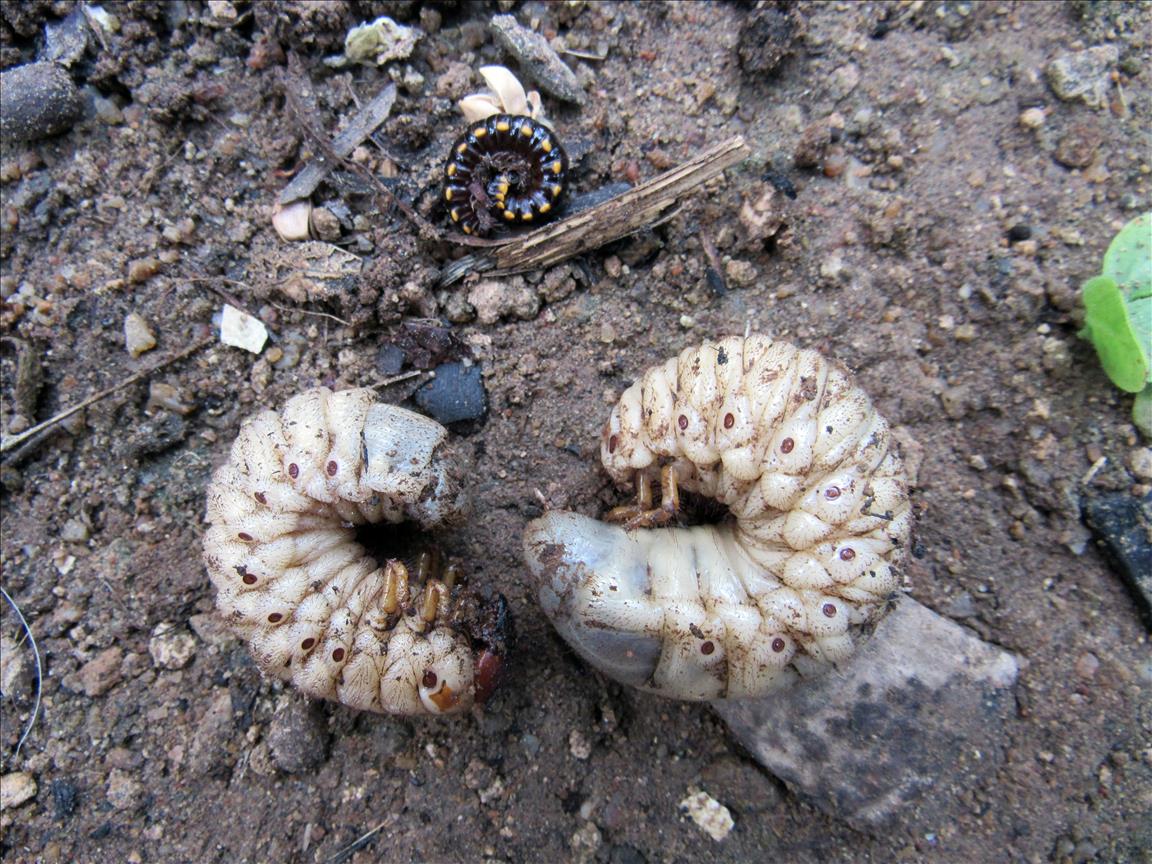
(443, 113, 568, 236)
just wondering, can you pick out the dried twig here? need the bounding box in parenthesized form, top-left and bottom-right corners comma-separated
(0, 337, 213, 457)
(281, 54, 442, 241)
(324, 819, 389, 864)
(439, 136, 751, 285)
(279, 81, 397, 205)
(1, 585, 42, 764)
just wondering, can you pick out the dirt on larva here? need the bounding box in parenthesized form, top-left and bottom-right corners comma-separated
(1, 3, 1149, 864)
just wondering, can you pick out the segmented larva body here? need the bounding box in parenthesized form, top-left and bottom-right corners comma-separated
(523, 335, 912, 701)
(204, 388, 505, 716)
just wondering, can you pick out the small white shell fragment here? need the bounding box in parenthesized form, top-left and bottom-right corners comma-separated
(272, 199, 312, 242)
(679, 788, 734, 841)
(458, 93, 501, 123)
(458, 65, 547, 123)
(219, 304, 268, 354)
(0, 772, 37, 810)
(478, 65, 529, 116)
(123, 312, 157, 358)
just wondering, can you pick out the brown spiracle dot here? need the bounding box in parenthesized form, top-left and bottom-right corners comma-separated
(780, 437, 795, 454)
(678, 414, 689, 430)
(253, 492, 267, 505)
(287, 462, 299, 479)
(326, 460, 338, 477)
(422, 670, 438, 688)
(700, 641, 715, 655)
(608, 434, 618, 453)
(771, 637, 786, 653)
(839, 547, 855, 561)
(268, 612, 283, 623)
(723, 413, 735, 429)
(237, 531, 254, 542)
(331, 647, 345, 662)
(822, 603, 837, 618)
(242, 573, 258, 585)
(825, 486, 841, 500)
(301, 637, 316, 651)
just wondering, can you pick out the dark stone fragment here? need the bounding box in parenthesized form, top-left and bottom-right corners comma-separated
(414, 362, 488, 425)
(267, 698, 330, 774)
(737, 4, 799, 75)
(51, 778, 79, 820)
(1007, 224, 1032, 242)
(1083, 492, 1152, 630)
(0, 62, 83, 142)
(608, 844, 648, 864)
(376, 343, 406, 377)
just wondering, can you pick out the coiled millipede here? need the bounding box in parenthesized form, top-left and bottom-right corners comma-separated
(203, 388, 508, 716)
(443, 113, 569, 236)
(523, 335, 913, 701)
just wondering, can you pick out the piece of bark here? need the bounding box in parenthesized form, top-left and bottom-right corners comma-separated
(440, 136, 750, 285)
(713, 598, 1019, 834)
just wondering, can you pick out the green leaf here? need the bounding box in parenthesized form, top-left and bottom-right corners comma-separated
(1135, 385, 1152, 440)
(1081, 274, 1149, 392)
(1103, 212, 1151, 301)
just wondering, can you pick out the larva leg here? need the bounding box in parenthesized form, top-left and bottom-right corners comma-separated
(606, 464, 682, 529)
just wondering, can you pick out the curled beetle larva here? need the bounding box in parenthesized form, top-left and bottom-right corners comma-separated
(523, 335, 912, 701)
(203, 387, 509, 716)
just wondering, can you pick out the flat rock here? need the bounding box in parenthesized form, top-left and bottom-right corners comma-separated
(1045, 45, 1118, 109)
(713, 598, 1019, 834)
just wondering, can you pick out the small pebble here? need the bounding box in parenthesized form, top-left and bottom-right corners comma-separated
(0, 62, 83, 142)
(124, 313, 157, 358)
(1019, 107, 1046, 129)
(0, 772, 37, 810)
(679, 788, 734, 841)
(1045, 45, 1118, 109)
(219, 304, 268, 354)
(1007, 224, 1032, 243)
(569, 729, 592, 760)
(148, 622, 197, 670)
(413, 362, 487, 424)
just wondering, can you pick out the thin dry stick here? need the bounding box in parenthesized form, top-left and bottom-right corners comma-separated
(1, 586, 42, 763)
(0, 337, 213, 455)
(324, 819, 389, 864)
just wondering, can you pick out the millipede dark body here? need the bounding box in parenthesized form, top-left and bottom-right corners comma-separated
(444, 114, 568, 236)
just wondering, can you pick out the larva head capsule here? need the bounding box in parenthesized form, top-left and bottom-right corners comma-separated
(524, 335, 914, 702)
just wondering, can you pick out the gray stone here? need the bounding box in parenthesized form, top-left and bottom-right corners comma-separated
(414, 362, 488, 425)
(490, 15, 585, 104)
(713, 598, 1018, 834)
(1045, 45, 1118, 109)
(187, 689, 236, 777)
(0, 63, 83, 142)
(267, 698, 329, 774)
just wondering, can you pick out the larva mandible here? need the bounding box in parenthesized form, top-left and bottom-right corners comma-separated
(203, 387, 509, 716)
(523, 335, 913, 701)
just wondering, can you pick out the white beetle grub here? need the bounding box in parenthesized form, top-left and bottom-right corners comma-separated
(204, 387, 509, 716)
(523, 335, 912, 700)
